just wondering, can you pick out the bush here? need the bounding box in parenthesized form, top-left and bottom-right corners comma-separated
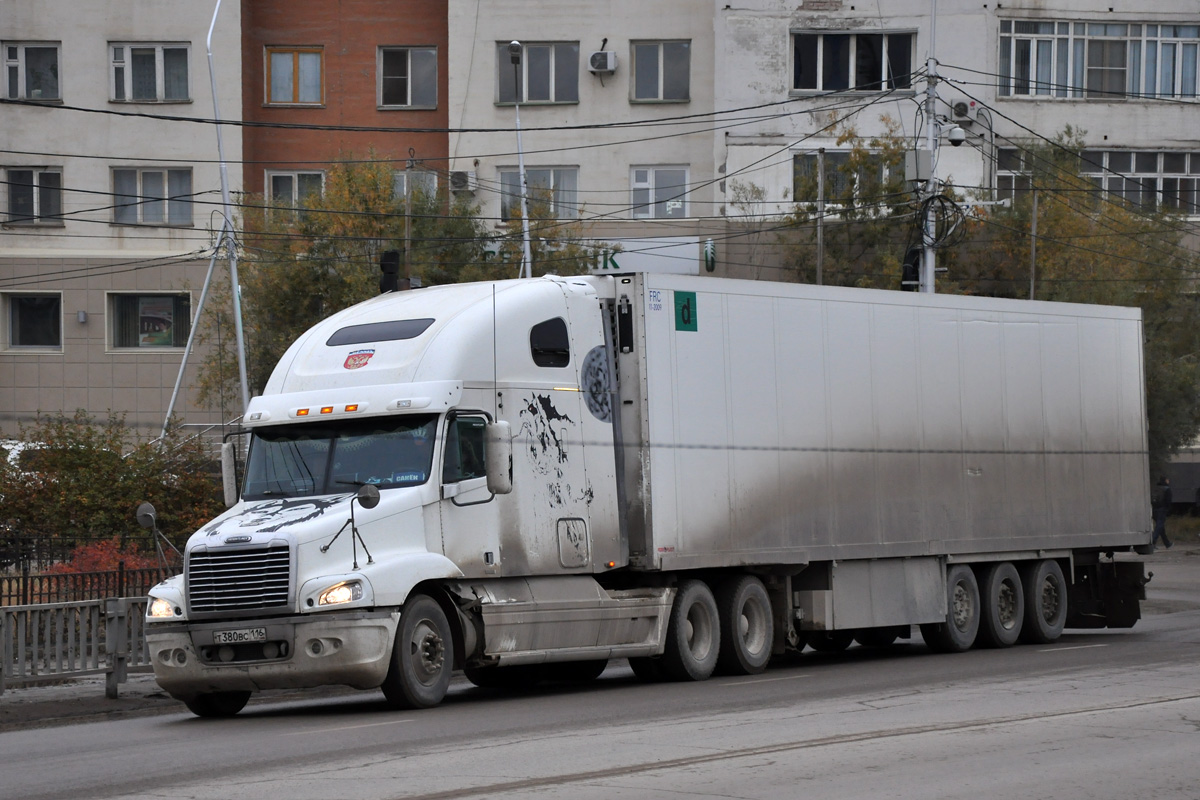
(0, 411, 223, 572)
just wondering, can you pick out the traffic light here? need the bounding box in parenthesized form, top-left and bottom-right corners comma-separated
(379, 249, 401, 294)
(901, 245, 921, 292)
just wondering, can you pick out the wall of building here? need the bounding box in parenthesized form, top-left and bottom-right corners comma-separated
(1, 1, 242, 436)
(447, 0, 717, 238)
(241, 0, 449, 195)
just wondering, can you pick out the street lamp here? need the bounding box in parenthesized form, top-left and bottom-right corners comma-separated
(509, 40, 534, 279)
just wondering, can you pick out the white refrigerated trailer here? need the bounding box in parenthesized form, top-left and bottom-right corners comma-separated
(145, 273, 1150, 716)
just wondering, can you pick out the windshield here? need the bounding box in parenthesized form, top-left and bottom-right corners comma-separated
(242, 414, 437, 500)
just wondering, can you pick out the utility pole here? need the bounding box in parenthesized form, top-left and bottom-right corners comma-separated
(509, 41, 534, 280)
(816, 148, 825, 285)
(920, 0, 939, 294)
(1029, 188, 1038, 300)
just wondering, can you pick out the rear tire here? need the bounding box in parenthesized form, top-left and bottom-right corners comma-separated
(1019, 559, 1067, 644)
(381, 594, 454, 709)
(183, 690, 250, 718)
(715, 575, 774, 675)
(662, 579, 720, 681)
(978, 562, 1024, 648)
(920, 564, 980, 653)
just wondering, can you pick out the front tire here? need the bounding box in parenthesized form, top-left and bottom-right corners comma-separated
(1019, 559, 1067, 644)
(978, 562, 1024, 647)
(920, 564, 980, 653)
(183, 690, 250, 718)
(382, 594, 454, 709)
(662, 579, 720, 681)
(715, 575, 774, 675)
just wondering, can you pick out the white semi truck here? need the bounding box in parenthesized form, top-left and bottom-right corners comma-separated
(145, 273, 1150, 716)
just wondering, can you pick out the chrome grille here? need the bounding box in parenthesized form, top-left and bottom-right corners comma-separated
(187, 544, 291, 615)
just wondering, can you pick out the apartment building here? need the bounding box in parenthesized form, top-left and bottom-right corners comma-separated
(241, 0, 449, 205)
(1, 1, 242, 437)
(717, 0, 1200, 227)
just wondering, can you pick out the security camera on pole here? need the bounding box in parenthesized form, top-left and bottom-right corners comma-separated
(509, 41, 534, 280)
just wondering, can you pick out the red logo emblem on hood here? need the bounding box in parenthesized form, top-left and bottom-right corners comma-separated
(343, 349, 375, 369)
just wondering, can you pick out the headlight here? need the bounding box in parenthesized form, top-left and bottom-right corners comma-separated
(148, 596, 178, 618)
(318, 581, 363, 606)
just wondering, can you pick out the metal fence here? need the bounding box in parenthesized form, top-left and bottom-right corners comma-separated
(0, 597, 151, 697)
(0, 564, 164, 606)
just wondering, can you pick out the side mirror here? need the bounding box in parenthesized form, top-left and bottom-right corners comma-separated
(485, 421, 513, 495)
(136, 502, 157, 531)
(356, 483, 381, 510)
(220, 441, 239, 508)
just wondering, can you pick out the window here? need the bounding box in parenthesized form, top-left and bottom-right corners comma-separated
(792, 151, 888, 204)
(497, 42, 579, 103)
(500, 167, 578, 220)
(792, 32, 913, 92)
(113, 168, 193, 225)
(393, 169, 438, 200)
(5, 293, 61, 349)
(268, 171, 323, 209)
(530, 318, 570, 368)
(632, 40, 690, 101)
(442, 415, 488, 483)
(4, 42, 60, 100)
(1000, 20, 1200, 99)
(379, 47, 437, 108)
(110, 43, 188, 102)
(6, 168, 61, 224)
(997, 147, 1200, 213)
(631, 166, 688, 219)
(266, 47, 322, 104)
(110, 294, 190, 348)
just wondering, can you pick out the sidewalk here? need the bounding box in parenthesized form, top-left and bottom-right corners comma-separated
(3, 544, 1196, 732)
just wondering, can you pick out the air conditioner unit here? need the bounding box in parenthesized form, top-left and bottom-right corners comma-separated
(588, 51, 617, 74)
(449, 170, 477, 194)
(951, 100, 976, 124)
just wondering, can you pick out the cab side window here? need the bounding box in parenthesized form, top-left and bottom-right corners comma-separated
(530, 317, 570, 368)
(442, 416, 487, 483)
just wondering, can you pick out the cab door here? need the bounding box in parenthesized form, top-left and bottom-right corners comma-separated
(437, 413, 502, 578)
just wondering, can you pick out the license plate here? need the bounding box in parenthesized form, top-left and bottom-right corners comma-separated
(213, 627, 267, 645)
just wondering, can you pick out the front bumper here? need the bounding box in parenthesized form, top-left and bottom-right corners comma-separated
(146, 610, 399, 699)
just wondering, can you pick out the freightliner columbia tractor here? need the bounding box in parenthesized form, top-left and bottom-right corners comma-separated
(144, 273, 1149, 716)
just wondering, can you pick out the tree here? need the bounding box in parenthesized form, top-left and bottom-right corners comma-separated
(197, 156, 603, 408)
(0, 411, 223, 572)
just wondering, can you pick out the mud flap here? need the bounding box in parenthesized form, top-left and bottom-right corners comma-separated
(1066, 560, 1145, 629)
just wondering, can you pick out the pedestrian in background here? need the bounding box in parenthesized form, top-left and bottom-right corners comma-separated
(1152, 476, 1174, 550)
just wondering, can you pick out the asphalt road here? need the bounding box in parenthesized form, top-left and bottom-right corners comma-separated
(2, 548, 1198, 800)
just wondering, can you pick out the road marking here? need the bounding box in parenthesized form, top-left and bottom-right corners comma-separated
(281, 719, 413, 736)
(717, 674, 813, 687)
(1037, 643, 1110, 653)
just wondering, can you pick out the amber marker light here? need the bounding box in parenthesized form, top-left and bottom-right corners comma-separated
(607, 561, 616, 568)
(345, 404, 359, 412)
(320, 406, 334, 415)
(296, 408, 310, 416)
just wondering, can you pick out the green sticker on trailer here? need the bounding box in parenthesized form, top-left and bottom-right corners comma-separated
(674, 291, 697, 331)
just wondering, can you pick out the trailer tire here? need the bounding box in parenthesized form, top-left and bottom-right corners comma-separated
(715, 575, 773, 675)
(920, 564, 980, 653)
(807, 631, 854, 653)
(381, 594, 454, 709)
(628, 657, 667, 682)
(662, 579, 720, 681)
(978, 562, 1024, 648)
(1019, 559, 1067, 644)
(183, 690, 250, 718)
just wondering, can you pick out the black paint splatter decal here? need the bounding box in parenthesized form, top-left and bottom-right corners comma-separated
(581, 345, 612, 423)
(203, 495, 348, 536)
